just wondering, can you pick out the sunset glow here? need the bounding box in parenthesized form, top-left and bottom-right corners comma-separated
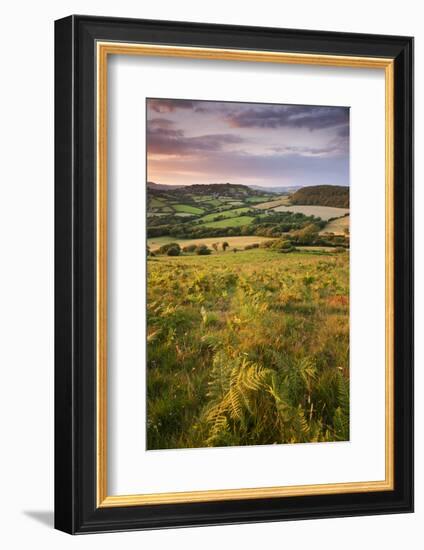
(147, 98, 349, 188)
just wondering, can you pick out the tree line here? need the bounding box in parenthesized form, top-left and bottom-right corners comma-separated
(289, 185, 349, 208)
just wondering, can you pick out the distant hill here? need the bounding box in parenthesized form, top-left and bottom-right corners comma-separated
(147, 181, 184, 190)
(248, 185, 302, 195)
(148, 182, 270, 200)
(178, 183, 254, 197)
(289, 185, 349, 208)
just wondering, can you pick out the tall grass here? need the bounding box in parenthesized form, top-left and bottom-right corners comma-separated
(147, 249, 349, 449)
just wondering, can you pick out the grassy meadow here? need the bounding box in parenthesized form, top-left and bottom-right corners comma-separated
(320, 215, 350, 236)
(147, 245, 349, 450)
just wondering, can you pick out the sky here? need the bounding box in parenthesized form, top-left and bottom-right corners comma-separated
(146, 98, 349, 188)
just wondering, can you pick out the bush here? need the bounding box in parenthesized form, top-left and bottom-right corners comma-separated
(182, 244, 197, 253)
(166, 246, 180, 256)
(196, 244, 211, 255)
(271, 239, 295, 253)
(158, 242, 181, 255)
(260, 239, 275, 248)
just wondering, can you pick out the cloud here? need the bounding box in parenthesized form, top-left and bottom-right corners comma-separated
(148, 117, 175, 129)
(147, 98, 198, 113)
(147, 123, 244, 156)
(148, 147, 349, 187)
(146, 99, 349, 187)
(271, 140, 347, 158)
(226, 105, 349, 131)
(337, 125, 350, 137)
(147, 98, 211, 113)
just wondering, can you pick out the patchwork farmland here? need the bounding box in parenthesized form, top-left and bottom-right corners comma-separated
(147, 182, 349, 244)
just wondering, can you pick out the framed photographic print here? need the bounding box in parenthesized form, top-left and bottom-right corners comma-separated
(54, 15, 414, 534)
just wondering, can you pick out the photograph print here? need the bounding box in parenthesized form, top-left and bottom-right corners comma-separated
(146, 98, 350, 450)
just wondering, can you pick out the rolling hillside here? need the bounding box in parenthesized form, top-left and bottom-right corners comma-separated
(289, 185, 349, 208)
(146, 182, 349, 248)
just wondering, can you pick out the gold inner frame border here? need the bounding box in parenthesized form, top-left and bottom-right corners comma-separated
(96, 42, 394, 508)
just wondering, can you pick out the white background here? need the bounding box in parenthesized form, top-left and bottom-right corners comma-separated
(108, 56, 386, 495)
(0, 1, 421, 548)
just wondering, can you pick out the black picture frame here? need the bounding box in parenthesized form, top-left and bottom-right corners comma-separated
(55, 14, 414, 534)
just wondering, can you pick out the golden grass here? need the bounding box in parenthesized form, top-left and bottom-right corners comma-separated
(320, 215, 350, 235)
(147, 248, 349, 450)
(253, 196, 291, 210)
(272, 205, 349, 221)
(148, 235, 276, 251)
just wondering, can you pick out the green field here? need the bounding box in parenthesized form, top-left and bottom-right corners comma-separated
(147, 247, 349, 450)
(202, 215, 255, 228)
(149, 197, 166, 208)
(202, 198, 222, 207)
(245, 195, 275, 203)
(199, 207, 252, 223)
(173, 203, 205, 215)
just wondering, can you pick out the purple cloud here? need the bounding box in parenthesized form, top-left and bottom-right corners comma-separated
(226, 105, 349, 131)
(147, 98, 199, 113)
(146, 98, 350, 187)
(147, 124, 244, 156)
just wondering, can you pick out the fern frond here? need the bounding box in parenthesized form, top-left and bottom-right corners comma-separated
(206, 414, 229, 445)
(228, 376, 244, 420)
(336, 371, 349, 414)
